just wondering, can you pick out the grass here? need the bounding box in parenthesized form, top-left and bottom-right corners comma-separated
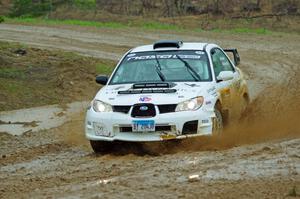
(232, 28, 270, 34)
(0, 68, 25, 79)
(0, 80, 24, 93)
(4, 17, 128, 29)
(95, 63, 115, 75)
(213, 27, 271, 34)
(5, 83, 21, 93)
(4, 16, 274, 34)
(0, 40, 118, 111)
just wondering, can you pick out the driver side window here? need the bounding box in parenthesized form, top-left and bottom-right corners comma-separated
(211, 48, 235, 77)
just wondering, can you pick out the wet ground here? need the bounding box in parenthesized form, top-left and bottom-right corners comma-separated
(0, 23, 300, 198)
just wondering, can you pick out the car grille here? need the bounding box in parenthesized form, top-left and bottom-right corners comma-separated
(131, 103, 156, 118)
(157, 104, 177, 114)
(112, 104, 177, 115)
(112, 106, 131, 114)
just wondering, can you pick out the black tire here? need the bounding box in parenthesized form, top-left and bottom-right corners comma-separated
(90, 140, 113, 153)
(212, 107, 223, 136)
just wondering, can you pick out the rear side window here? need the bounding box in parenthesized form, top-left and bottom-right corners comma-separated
(211, 48, 235, 77)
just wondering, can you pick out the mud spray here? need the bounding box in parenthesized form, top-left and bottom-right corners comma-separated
(60, 83, 300, 155)
(180, 82, 300, 153)
(60, 71, 300, 155)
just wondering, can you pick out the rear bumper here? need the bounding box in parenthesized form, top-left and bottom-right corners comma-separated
(85, 107, 214, 142)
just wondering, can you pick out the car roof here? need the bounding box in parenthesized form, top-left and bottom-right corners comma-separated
(130, 42, 210, 53)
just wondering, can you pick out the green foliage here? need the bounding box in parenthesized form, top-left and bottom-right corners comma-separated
(95, 63, 115, 75)
(73, 0, 96, 9)
(6, 17, 128, 28)
(0, 68, 25, 79)
(10, 0, 52, 17)
(9, 0, 97, 17)
(230, 28, 271, 34)
(212, 27, 271, 35)
(1, 81, 23, 93)
(5, 17, 183, 31)
(0, 16, 4, 23)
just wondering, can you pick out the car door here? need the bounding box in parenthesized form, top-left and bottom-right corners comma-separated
(210, 48, 240, 113)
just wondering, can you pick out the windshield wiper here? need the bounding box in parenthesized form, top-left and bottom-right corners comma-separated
(175, 55, 201, 81)
(154, 54, 166, 81)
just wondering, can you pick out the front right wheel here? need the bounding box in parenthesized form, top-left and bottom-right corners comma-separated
(212, 107, 223, 136)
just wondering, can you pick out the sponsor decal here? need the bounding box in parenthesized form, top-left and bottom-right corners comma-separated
(195, 51, 205, 55)
(202, 119, 209, 124)
(139, 96, 152, 102)
(205, 101, 212, 105)
(127, 54, 201, 61)
(185, 83, 200, 87)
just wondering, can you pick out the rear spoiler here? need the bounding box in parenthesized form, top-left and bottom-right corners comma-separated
(223, 49, 240, 66)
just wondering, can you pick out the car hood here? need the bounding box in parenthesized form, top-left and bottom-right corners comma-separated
(95, 82, 213, 105)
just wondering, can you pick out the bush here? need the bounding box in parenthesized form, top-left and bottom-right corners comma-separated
(74, 0, 96, 9)
(0, 16, 4, 23)
(10, 0, 52, 17)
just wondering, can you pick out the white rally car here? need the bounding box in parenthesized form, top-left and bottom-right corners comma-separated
(85, 41, 249, 152)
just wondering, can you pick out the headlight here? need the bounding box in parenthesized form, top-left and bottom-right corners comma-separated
(92, 100, 112, 112)
(175, 96, 204, 112)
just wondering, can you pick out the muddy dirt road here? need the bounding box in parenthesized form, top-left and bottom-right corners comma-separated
(0, 23, 300, 198)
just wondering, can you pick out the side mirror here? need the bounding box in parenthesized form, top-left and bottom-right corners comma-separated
(217, 71, 234, 82)
(223, 49, 240, 66)
(96, 75, 109, 85)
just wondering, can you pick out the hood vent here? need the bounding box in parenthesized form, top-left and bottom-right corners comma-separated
(132, 82, 176, 89)
(153, 40, 183, 49)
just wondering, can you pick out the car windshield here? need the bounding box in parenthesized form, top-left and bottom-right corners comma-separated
(109, 50, 212, 84)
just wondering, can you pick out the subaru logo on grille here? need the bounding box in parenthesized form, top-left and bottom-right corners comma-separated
(140, 106, 148, 111)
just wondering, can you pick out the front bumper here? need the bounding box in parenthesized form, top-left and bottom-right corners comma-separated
(85, 107, 214, 142)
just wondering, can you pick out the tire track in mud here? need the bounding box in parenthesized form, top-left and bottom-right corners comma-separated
(0, 24, 300, 198)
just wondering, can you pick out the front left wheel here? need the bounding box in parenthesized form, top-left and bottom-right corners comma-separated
(90, 140, 113, 153)
(212, 107, 223, 136)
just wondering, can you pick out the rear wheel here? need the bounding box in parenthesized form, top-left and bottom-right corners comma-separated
(90, 140, 113, 153)
(212, 107, 223, 136)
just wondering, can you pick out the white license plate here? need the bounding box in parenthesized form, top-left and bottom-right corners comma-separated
(132, 120, 155, 132)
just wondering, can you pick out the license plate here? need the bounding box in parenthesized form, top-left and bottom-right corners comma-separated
(132, 120, 155, 132)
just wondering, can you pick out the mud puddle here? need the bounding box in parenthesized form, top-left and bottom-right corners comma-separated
(0, 101, 89, 135)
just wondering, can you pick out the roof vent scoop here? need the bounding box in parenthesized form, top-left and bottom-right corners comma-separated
(153, 40, 183, 49)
